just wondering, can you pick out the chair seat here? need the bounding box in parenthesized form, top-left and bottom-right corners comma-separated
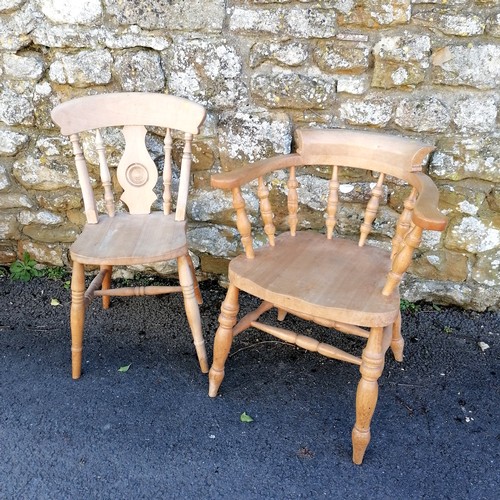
(229, 232, 400, 328)
(70, 212, 187, 265)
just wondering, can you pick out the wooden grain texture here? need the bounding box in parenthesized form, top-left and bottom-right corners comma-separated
(70, 213, 188, 265)
(51, 92, 206, 135)
(229, 232, 399, 328)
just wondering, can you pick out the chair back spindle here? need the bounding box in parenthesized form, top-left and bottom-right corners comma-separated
(287, 166, 299, 236)
(359, 173, 385, 247)
(326, 165, 339, 239)
(163, 128, 173, 215)
(258, 177, 276, 246)
(175, 132, 193, 222)
(70, 133, 98, 224)
(95, 129, 115, 218)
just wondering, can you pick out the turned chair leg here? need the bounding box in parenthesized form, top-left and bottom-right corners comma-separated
(70, 261, 86, 380)
(390, 311, 404, 362)
(178, 255, 208, 373)
(101, 265, 112, 310)
(352, 326, 386, 464)
(208, 284, 240, 397)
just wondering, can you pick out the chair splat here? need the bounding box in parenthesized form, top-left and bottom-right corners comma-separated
(117, 125, 158, 215)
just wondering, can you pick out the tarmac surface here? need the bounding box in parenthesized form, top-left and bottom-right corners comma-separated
(1, 275, 498, 499)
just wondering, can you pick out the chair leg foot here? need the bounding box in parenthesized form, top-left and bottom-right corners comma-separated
(178, 255, 208, 373)
(352, 326, 385, 464)
(70, 262, 86, 379)
(209, 284, 239, 397)
(208, 367, 225, 398)
(352, 427, 371, 465)
(390, 311, 404, 362)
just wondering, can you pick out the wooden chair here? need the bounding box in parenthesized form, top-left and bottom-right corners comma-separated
(51, 92, 208, 379)
(208, 129, 447, 464)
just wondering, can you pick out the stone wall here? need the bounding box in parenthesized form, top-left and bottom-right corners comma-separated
(0, 0, 499, 310)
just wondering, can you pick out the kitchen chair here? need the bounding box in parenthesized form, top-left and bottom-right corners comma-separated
(51, 92, 208, 379)
(208, 128, 447, 464)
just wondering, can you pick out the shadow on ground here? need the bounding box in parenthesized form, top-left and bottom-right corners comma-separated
(1, 275, 498, 499)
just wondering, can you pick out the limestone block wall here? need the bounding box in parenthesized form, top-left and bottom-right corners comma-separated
(0, 0, 499, 310)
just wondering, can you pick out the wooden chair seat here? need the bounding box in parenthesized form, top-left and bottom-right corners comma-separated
(229, 231, 399, 328)
(70, 213, 187, 266)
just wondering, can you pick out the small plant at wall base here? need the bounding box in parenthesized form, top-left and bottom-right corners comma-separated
(43, 266, 68, 281)
(400, 299, 421, 314)
(9, 252, 43, 282)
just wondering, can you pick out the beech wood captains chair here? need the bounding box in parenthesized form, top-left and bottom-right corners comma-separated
(51, 92, 208, 379)
(208, 129, 447, 464)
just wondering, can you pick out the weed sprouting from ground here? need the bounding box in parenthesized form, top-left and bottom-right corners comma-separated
(9, 252, 43, 282)
(400, 299, 421, 314)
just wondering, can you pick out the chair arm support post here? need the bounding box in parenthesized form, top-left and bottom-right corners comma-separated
(383, 224, 423, 296)
(392, 187, 417, 259)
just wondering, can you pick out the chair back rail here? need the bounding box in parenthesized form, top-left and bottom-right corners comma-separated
(51, 93, 206, 222)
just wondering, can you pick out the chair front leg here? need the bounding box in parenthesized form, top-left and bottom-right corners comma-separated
(208, 284, 239, 397)
(352, 326, 386, 464)
(178, 254, 208, 373)
(70, 261, 86, 379)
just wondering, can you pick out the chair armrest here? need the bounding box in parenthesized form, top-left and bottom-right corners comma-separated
(211, 154, 301, 190)
(411, 173, 448, 231)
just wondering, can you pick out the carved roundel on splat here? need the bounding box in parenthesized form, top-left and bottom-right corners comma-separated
(125, 163, 149, 187)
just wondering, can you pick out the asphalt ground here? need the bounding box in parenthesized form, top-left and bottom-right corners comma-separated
(1, 275, 498, 499)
